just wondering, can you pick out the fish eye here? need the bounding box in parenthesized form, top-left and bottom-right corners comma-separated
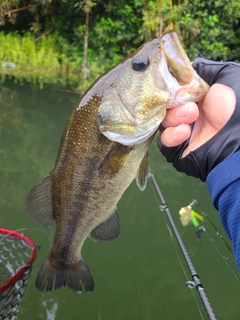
(132, 55, 150, 72)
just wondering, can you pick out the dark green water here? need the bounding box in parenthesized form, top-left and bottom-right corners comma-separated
(0, 80, 239, 320)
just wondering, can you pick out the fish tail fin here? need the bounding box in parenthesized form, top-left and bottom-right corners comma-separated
(35, 258, 94, 292)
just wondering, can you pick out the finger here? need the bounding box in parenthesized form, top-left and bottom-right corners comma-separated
(162, 102, 199, 128)
(201, 83, 235, 130)
(160, 124, 192, 147)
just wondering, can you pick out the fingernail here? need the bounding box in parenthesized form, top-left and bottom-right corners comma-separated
(173, 124, 184, 135)
(176, 103, 189, 117)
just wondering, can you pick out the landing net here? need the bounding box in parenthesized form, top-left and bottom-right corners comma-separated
(0, 228, 37, 319)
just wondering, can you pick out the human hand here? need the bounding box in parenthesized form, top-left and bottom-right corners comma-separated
(158, 58, 240, 182)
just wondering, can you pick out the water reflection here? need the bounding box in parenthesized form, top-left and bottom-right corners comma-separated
(0, 80, 239, 320)
(42, 299, 58, 320)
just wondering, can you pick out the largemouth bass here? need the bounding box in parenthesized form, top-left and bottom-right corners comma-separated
(25, 31, 209, 292)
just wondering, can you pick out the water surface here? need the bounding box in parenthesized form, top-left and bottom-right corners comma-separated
(0, 80, 239, 320)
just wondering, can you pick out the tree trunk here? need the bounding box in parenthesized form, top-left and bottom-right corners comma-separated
(83, 10, 89, 81)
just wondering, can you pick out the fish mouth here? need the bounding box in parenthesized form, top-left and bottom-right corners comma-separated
(159, 31, 210, 106)
(160, 31, 194, 85)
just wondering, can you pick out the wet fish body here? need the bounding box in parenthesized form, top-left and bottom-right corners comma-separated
(25, 31, 209, 292)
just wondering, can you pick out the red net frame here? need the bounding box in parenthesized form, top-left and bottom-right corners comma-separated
(0, 228, 37, 319)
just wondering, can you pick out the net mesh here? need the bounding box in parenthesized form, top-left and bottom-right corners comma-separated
(0, 229, 37, 320)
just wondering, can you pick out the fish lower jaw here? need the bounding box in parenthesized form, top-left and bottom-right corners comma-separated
(101, 126, 159, 146)
(166, 94, 198, 109)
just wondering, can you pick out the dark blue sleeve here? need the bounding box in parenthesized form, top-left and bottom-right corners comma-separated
(206, 150, 240, 268)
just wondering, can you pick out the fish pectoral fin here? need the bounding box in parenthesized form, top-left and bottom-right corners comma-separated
(89, 207, 120, 242)
(136, 152, 149, 191)
(25, 173, 54, 227)
(98, 143, 133, 178)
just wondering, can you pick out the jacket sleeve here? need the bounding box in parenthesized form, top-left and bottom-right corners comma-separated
(206, 150, 240, 268)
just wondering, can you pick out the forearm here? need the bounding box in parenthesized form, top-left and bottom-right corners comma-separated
(206, 150, 240, 268)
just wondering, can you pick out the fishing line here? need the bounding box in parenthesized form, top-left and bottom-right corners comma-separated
(150, 175, 192, 282)
(0, 228, 53, 250)
(204, 229, 240, 282)
(159, 210, 190, 281)
(12, 227, 52, 243)
(149, 168, 217, 320)
(194, 201, 233, 256)
(189, 201, 240, 281)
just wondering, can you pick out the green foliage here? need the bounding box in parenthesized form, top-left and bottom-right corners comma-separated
(175, 0, 240, 60)
(142, 0, 173, 39)
(92, 1, 143, 58)
(0, 0, 20, 25)
(0, 31, 85, 90)
(0, 32, 59, 67)
(140, 0, 240, 61)
(0, 0, 240, 88)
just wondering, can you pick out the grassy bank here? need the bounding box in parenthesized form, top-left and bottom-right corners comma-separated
(0, 32, 120, 91)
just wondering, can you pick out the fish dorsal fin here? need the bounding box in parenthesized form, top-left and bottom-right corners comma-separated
(25, 174, 54, 227)
(89, 207, 120, 242)
(136, 152, 149, 191)
(98, 143, 133, 178)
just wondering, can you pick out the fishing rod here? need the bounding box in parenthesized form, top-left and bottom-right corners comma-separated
(149, 169, 217, 320)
